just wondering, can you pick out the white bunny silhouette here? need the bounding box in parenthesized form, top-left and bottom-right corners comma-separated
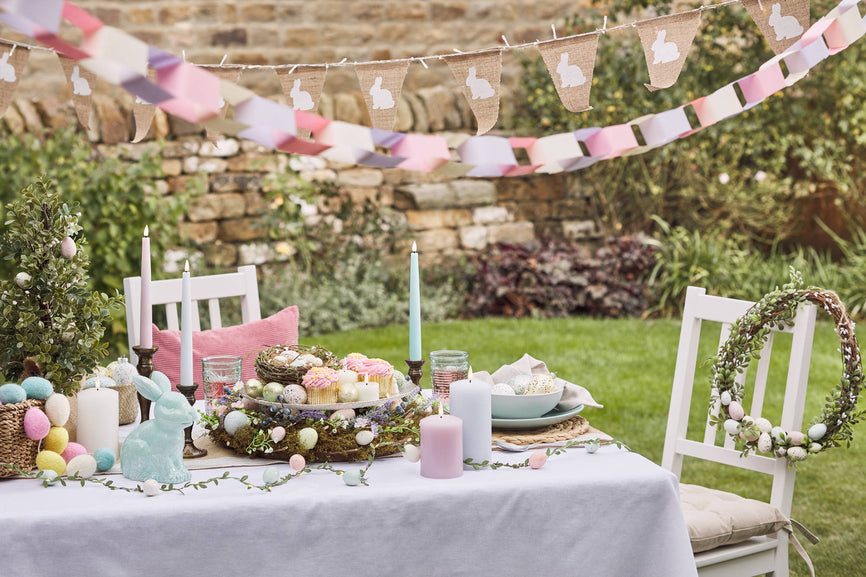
(290, 78, 314, 111)
(70, 65, 91, 96)
(651, 30, 680, 65)
(768, 3, 803, 40)
(0, 52, 16, 82)
(556, 52, 586, 88)
(466, 66, 495, 100)
(369, 76, 395, 110)
(120, 375, 196, 483)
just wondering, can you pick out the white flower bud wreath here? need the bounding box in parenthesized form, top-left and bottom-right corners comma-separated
(711, 272, 863, 463)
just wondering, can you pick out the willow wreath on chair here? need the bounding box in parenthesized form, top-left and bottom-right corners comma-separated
(709, 271, 864, 463)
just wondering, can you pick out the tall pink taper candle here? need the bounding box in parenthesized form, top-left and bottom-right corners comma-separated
(180, 260, 193, 388)
(139, 226, 152, 348)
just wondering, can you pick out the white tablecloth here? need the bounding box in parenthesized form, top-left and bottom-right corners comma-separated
(1, 440, 697, 577)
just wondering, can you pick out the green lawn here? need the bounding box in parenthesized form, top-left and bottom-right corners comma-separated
(311, 316, 865, 577)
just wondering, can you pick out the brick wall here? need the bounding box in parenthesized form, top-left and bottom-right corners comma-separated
(0, 94, 603, 271)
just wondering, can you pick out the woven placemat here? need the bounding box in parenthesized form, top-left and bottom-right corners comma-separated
(492, 415, 592, 446)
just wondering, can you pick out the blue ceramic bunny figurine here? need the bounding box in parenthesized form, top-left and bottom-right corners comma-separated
(121, 375, 196, 483)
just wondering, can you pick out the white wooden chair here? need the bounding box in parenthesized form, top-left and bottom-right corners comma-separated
(662, 286, 818, 577)
(123, 264, 262, 364)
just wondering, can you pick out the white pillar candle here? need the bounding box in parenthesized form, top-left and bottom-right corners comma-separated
(139, 225, 153, 349)
(448, 368, 491, 467)
(180, 260, 193, 388)
(356, 376, 379, 402)
(77, 384, 119, 457)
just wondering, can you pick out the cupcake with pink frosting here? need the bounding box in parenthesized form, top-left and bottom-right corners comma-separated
(341, 353, 368, 373)
(302, 367, 340, 404)
(357, 358, 395, 398)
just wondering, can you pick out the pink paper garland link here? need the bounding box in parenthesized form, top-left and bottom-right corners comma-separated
(0, 0, 864, 177)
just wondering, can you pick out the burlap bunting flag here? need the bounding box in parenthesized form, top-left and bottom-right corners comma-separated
(0, 43, 29, 118)
(743, 0, 810, 54)
(205, 67, 242, 144)
(635, 9, 702, 91)
(59, 55, 97, 130)
(132, 68, 157, 143)
(355, 61, 410, 130)
(445, 51, 502, 135)
(276, 65, 327, 139)
(537, 35, 600, 112)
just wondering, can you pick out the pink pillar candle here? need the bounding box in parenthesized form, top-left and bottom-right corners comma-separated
(420, 410, 463, 479)
(139, 226, 152, 348)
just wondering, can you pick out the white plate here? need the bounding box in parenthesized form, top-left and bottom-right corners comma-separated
(491, 404, 585, 430)
(243, 381, 418, 412)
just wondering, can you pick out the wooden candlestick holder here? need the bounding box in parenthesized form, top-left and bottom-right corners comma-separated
(132, 345, 158, 422)
(405, 358, 425, 388)
(176, 383, 207, 459)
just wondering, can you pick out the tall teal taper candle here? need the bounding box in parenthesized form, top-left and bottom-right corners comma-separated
(409, 241, 422, 361)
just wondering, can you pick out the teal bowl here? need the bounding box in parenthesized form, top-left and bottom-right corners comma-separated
(490, 389, 562, 419)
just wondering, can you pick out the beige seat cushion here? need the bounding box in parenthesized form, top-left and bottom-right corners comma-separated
(679, 483, 790, 553)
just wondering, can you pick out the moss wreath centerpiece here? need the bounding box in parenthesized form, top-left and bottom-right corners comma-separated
(710, 272, 863, 463)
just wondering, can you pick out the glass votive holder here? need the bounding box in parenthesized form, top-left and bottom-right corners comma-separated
(202, 355, 242, 415)
(430, 350, 469, 402)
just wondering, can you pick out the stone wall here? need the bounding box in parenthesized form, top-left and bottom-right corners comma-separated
(0, 94, 603, 270)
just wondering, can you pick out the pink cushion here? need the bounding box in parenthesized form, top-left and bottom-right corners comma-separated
(151, 306, 299, 399)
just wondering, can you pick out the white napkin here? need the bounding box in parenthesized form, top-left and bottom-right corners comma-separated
(472, 353, 603, 411)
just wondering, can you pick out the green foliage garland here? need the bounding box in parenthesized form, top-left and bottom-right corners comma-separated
(711, 272, 864, 462)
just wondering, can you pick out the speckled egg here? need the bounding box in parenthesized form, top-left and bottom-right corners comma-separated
(491, 383, 515, 395)
(43, 426, 69, 454)
(297, 427, 318, 451)
(403, 444, 421, 463)
(720, 391, 732, 406)
(342, 470, 362, 486)
(0, 383, 26, 404)
(60, 236, 77, 259)
(23, 407, 51, 440)
(506, 374, 532, 395)
(727, 401, 745, 421)
(526, 374, 558, 395)
(94, 447, 116, 472)
(66, 454, 97, 478)
(270, 355, 289, 367)
(283, 350, 301, 363)
(282, 384, 307, 404)
(223, 410, 250, 436)
(262, 467, 280, 485)
(142, 479, 161, 496)
(528, 451, 547, 469)
(754, 417, 772, 433)
(355, 430, 374, 446)
(270, 426, 286, 443)
(61, 442, 88, 463)
(338, 382, 359, 403)
(289, 454, 306, 471)
(787, 446, 808, 461)
(757, 433, 773, 453)
(111, 360, 137, 385)
(36, 450, 67, 476)
(44, 393, 71, 427)
(21, 376, 53, 400)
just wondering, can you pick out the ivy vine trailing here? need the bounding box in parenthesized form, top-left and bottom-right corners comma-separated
(711, 270, 864, 463)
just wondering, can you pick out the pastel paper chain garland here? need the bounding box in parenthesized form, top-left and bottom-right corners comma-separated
(711, 273, 863, 463)
(0, 0, 864, 176)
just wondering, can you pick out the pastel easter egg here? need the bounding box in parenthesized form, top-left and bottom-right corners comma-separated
(23, 407, 51, 440)
(94, 447, 116, 472)
(45, 393, 71, 427)
(111, 363, 137, 386)
(775, 447, 787, 457)
(355, 430, 374, 446)
(492, 383, 515, 395)
(342, 470, 362, 486)
(788, 431, 805, 446)
(507, 374, 532, 395)
(36, 450, 67, 476)
(262, 467, 280, 485)
(808, 423, 827, 441)
(754, 417, 772, 434)
(529, 451, 548, 469)
(720, 391, 732, 406)
(403, 444, 421, 463)
(61, 442, 88, 463)
(223, 410, 250, 436)
(282, 384, 307, 404)
(771, 426, 788, 444)
(150, 371, 171, 390)
(297, 427, 318, 451)
(245, 378, 264, 398)
(289, 454, 306, 472)
(263, 382, 284, 403)
(40, 469, 60, 486)
(21, 376, 53, 400)
(332, 408, 355, 421)
(60, 236, 77, 259)
(338, 383, 359, 403)
(808, 442, 822, 453)
(85, 376, 117, 389)
(727, 401, 745, 421)
(142, 479, 161, 496)
(66, 454, 97, 478)
(787, 446, 808, 461)
(757, 433, 773, 454)
(723, 419, 741, 435)
(270, 426, 286, 443)
(0, 383, 26, 404)
(43, 426, 69, 454)
(585, 440, 600, 454)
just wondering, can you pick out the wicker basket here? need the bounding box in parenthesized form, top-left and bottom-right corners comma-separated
(117, 382, 138, 425)
(0, 399, 45, 477)
(254, 344, 339, 386)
